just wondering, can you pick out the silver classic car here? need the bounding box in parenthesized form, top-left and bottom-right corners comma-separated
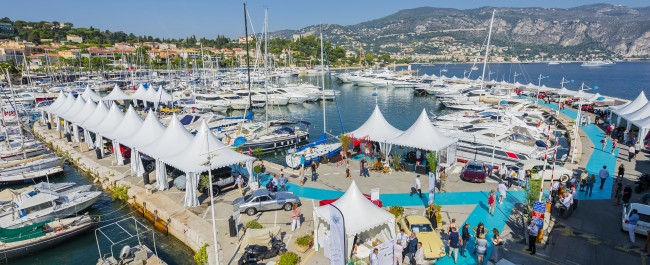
(232, 189, 301, 216)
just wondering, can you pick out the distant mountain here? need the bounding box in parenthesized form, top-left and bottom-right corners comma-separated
(271, 4, 650, 57)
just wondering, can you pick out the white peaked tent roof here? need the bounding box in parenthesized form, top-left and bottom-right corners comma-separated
(526, 83, 538, 89)
(142, 86, 158, 102)
(632, 114, 650, 129)
(161, 121, 254, 174)
(138, 113, 193, 159)
(59, 96, 86, 120)
(79, 100, 108, 129)
(90, 103, 125, 134)
(573, 90, 593, 99)
(103, 105, 143, 141)
(120, 110, 166, 149)
(131, 84, 147, 100)
(538, 85, 557, 92)
(388, 109, 457, 152)
(347, 105, 403, 142)
(154, 88, 174, 103)
(590, 93, 604, 101)
(69, 98, 97, 124)
(46, 91, 67, 112)
(555, 87, 576, 96)
(314, 181, 395, 235)
(623, 101, 650, 122)
(103, 85, 131, 101)
(81, 87, 102, 102)
(613, 91, 648, 116)
(52, 93, 76, 116)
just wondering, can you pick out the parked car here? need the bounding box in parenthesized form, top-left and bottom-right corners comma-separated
(233, 189, 301, 216)
(581, 104, 594, 112)
(460, 161, 487, 183)
(397, 215, 446, 261)
(621, 203, 650, 235)
(197, 167, 244, 195)
(515, 160, 573, 181)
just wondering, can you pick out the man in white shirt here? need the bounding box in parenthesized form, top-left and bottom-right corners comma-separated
(498, 163, 507, 180)
(518, 168, 527, 188)
(629, 145, 636, 162)
(497, 181, 507, 204)
(394, 240, 404, 265)
(398, 229, 409, 261)
(410, 175, 423, 198)
(369, 248, 379, 265)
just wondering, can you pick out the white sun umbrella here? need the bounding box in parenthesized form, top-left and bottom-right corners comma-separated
(160, 121, 254, 206)
(138, 113, 194, 190)
(81, 87, 102, 102)
(103, 84, 131, 102)
(120, 110, 166, 177)
(78, 100, 108, 149)
(102, 105, 143, 165)
(89, 103, 125, 157)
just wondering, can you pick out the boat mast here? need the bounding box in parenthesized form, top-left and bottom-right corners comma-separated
(480, 10, 496, 89)
(320, 31, 326, 134)
(244, 3, 252, 109)
(264, 8, 269, 132)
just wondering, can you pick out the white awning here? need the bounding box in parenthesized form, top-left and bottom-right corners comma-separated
(387, 109, 457, 152)
(160, 121, 254, 174)
(102, 105, 143, 141)
(119, 110, 166, 149)
(103, 85, 131, 101)
(138, 113, 193, 160)
(347, 105, 403, 142)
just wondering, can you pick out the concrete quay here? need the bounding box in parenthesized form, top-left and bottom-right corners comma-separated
(33, 122, 222, 264)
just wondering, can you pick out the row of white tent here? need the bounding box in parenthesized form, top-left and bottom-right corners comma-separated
(73, 84, 174, 107)
(609, 91, 650, 142)
(44, 91, 254, 207)
(347, 105, 458, 165)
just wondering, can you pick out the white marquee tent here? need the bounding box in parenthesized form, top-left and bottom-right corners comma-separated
(104, 84, 132, 102)
(119, 110, 166, 177)
(347, 105, 403, 156)
(90, 103, 125, 157)
(313, 181, 396, 255)
(81, 87, 103, 102)
(102, 105, 143, 165)
(68, 99, 98, 142)
(78, 100, 109, 149)
(387, 109, 458, 165)
(611, 91, 648, 125)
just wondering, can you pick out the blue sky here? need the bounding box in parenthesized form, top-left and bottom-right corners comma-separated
(3, 1, 646, 39)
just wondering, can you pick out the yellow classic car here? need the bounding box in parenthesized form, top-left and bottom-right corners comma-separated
(397, 215, 446, 261)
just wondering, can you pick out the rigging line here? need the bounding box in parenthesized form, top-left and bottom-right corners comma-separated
(323, 43, 345, 135)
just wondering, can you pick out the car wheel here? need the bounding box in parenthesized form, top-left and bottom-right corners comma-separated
(246, 207, 257, 216)
(283, 203, 293, 211)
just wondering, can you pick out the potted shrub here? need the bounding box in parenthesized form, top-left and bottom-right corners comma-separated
(245, 220, 263, 230)
(433, 204, 443, 228)
(388, 206, 404, 219)
(277, 251, 300, 265)
(295, 234, 313, 253)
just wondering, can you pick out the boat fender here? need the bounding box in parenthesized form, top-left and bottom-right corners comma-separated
(119, 245, 131, 260)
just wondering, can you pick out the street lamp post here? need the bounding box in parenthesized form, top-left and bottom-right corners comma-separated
(536, 74, 549, 106)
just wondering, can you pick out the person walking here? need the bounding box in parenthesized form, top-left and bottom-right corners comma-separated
(473, 222, 486, 239)
(627, 209, 640, 243)
(369, 248, 379, 265)
(398, 229, 409, 261)
(475, 234, 488, 265)
(426, 204, 438, 229)
(634, 141, 642, 159)
(447, 227, 461, 264)
(518, 167, 526, 187)
(579, 171, 588, 191)
(629, 145, 636, 162)
(447, 218, 457, 235)
(235, 174, 245, 195)
(498, 163, 507, 181)
(587, 174, 596, 197)
(278, 174, 287, 191)
(291, 204, 301, 231)
(497, 181, 508, 204)
(488, 190, 497, 215)
(459, 223, 471, 257)
(489, 228, 503, 263)
(410, 175, 423, 198)
(622, 184, 633, 204)
(611, 139, 618, 154)
(527, 221, 538, 255)
(599, 166, 610, 189)
(618, 164, 625, 182)
(439, 167, 447, 192)
(394, 240, 404, 265)
(310, 162, 318, 182)
(601, 136, 607, 151)
(614, 182, 623, 206)
(345, 163, 351, 179)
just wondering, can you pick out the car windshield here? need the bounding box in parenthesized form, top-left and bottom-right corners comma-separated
(243, 195, 253, 202)
(410, 224, 433, 233)
(467, 164, 483, 171)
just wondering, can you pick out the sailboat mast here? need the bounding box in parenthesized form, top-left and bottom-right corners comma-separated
(264, 8, 269, 132)
(244, 3, 252, 108)
(480, 10, 496, 89)
(320, 31, 326, 134)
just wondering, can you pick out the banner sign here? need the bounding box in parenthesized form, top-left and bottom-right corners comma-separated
(532, 201, 545, 229)
(329, 205, 346, 265)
